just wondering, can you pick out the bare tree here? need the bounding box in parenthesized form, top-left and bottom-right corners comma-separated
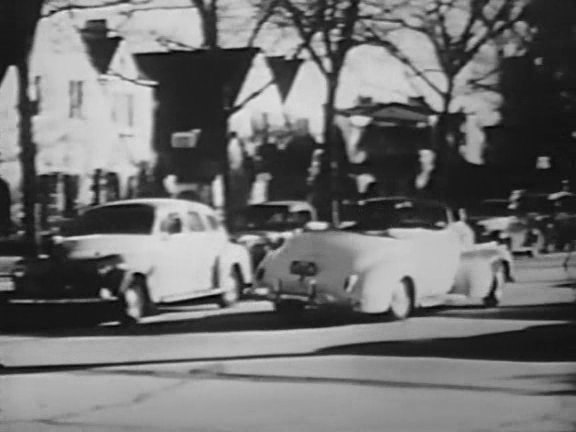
(360, 0, 528, 189)
(252, 0, 362, 223)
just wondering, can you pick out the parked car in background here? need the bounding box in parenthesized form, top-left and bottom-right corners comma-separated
(230, 200, 317, 268)
(467, 198, 546, 256)
(549, 192, 576, 251)
(510, 192, 557, 252)
(256, 197, 513, 320)
(4, 199, 253, 323)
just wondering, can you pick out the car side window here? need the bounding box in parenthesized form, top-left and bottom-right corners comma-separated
(187, 211, 205, 232)
(293, 210, 312, 225)
(206, 215, 221, 231)
(161, 213, 183, 234)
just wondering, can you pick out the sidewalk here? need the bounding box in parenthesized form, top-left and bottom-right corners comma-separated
(2, 355, 575, 432)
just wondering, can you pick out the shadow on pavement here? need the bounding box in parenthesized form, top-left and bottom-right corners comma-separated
(317, 322, 576, 363)
(0, 302, 378, 337)
(429, 302, 576, 321)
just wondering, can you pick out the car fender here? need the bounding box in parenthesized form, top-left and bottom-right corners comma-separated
(118, 251, 155, 277)
(218, 242, 253, 285)
(452, 243, 513, 299)
(353, 261, 413, 314)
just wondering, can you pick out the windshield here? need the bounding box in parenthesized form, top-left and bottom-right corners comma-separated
(344, 200, 447, 231)
(469, 201, 511, 218)
(557, 196, 576, 213)
(62, 204, 156, 236)
(232, 205, 308, 231)
(516, 196, 555, 213)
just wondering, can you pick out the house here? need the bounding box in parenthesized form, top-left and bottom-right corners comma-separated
(135, 47, 285, 214)
(0, 14, 156, 229)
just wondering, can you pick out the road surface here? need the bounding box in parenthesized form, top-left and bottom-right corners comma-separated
(1, 253, 575, 431)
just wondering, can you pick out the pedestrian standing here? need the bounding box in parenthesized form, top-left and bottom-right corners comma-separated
(0, 175, 13, 236)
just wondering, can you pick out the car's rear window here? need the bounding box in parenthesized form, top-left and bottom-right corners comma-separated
(62, 204, 156, 236)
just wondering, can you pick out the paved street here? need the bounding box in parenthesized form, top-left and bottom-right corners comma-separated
(1, 253, 575, 431)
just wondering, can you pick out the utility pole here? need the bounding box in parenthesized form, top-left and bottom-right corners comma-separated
(1, 0, 45, 256)
(17, 59, 38, 255)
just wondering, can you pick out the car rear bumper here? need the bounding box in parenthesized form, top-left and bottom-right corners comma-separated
(259, 279, 353, 309)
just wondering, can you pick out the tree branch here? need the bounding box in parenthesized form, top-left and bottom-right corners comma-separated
(362, 25, 446, 98)
(247, 0, 281, 46)
(42, 0, 150, 18)
(280, 0, 328, 76)
(229, 79, 274, 115)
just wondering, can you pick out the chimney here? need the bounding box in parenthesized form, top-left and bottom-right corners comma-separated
(82, 19, 109, 39)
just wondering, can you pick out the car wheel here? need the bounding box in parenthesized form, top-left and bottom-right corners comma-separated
(119, 278, 149, 325)
(217, 267, 242, 308)
(483, 262, 505, 308)
(388, 280, 414, 320)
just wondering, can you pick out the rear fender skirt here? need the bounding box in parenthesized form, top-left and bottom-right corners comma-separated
(355, 268, 407, 314)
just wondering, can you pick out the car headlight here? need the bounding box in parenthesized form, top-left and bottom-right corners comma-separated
(97, 259, 127, 276)
(97, 264, 115, 276)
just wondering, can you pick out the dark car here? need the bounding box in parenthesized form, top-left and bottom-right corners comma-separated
(230, 201, 317, 268)
(513, 193, 557, 252)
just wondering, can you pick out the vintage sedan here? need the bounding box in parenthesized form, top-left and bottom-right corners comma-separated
(256, 197, 513, 320)
(467, 198, 547, 256)
(6, 199, 253, 323)
(230, 200, 317, 268)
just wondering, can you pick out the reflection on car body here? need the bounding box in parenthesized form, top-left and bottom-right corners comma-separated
(5, 199, 253, 323)
(256, 197, 513, 320)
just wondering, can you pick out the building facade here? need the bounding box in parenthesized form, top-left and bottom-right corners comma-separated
(0, 14, 156, 229)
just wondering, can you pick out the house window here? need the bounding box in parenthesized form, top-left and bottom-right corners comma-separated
(113, 93, 135, 128)
(69, 80, 84, 118)
(32, 76, 42, 114)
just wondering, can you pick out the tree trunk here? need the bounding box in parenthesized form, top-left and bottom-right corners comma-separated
(204, 0, 218, 50)
(17, 59, 38, 255)
(320, 75, 340, 225)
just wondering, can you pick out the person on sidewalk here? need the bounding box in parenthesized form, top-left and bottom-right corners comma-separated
(0, 175, 12, 237)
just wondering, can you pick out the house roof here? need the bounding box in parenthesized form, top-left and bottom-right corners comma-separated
(135, 48, 259, 111)
(339, 102, 436, 125)
(82, 34, 122, 75)
(266, 56, 303, 101)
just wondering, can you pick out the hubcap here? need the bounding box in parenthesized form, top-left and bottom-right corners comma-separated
(125, 287, 143, 319)
(390, 283, 410, 318)
(223, 273, 240, 302)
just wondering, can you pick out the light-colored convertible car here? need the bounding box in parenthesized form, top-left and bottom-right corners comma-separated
(7, 199, 253, 323)
(256, 197, 513, 320)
